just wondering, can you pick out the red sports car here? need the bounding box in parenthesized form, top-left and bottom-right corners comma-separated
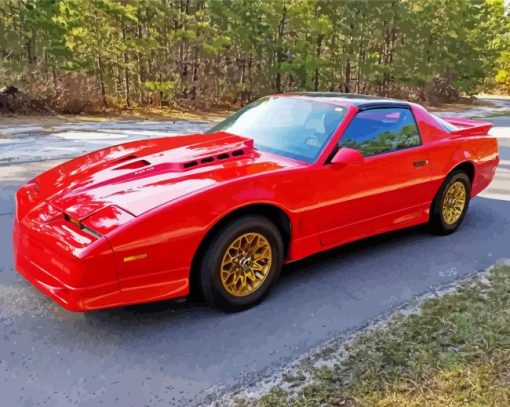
(13, 93, 499, 312)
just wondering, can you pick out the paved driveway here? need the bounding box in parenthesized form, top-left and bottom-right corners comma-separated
(0, 103, 509, 406)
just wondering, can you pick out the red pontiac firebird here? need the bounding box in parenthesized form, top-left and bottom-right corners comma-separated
(14, 93, 499, 312)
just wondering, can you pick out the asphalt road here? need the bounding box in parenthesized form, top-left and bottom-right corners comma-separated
(0, 102, 509, 406)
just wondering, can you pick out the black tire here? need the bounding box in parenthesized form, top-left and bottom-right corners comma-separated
(429, 170, 471, 235)
(198, 215, 283, 312)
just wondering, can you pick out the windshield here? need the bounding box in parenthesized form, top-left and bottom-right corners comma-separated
(206, 96, 347, 162)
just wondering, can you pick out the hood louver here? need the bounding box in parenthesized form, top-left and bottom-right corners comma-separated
(182, 149, 246, 170)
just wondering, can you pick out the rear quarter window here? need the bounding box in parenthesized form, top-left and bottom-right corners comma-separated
(431, 115, 460, 132)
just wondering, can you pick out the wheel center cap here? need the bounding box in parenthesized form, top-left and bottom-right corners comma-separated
(239, 257, 252, 269)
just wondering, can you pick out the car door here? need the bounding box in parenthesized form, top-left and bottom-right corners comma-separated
(315, 107, 434, 247)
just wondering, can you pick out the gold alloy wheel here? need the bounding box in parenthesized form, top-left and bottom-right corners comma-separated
(442, 181, 467, 225)
(220, 232, 272, 297)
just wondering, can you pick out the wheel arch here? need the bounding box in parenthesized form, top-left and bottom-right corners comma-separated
(430, 160, 475, 217)
(189, 203, 292, 295)
(450, 161, 475, 184)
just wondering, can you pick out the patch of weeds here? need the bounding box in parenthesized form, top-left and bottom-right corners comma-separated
(258, 388, 289, 407)
(283, 372, 307, 387)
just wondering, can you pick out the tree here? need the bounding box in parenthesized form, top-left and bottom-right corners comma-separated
(0, 0, 507, 113)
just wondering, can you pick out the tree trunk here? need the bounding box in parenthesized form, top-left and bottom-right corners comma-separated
(191, 46, 198, 100)
(314, 34, 323, 91)
(52, 70, 58, 91)
(136, 10, 145, 105)
(97, 56, 107, 110)
(122, 23, 131, 108)
(275, 5, 287, 93)
(344, 60, 351, 93)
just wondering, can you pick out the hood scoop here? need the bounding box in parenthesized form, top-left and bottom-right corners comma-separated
(115, 159, 151, 170)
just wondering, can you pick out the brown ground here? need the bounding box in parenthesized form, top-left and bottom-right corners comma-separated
(0, 106, 231, 126)
(423, 96, 496, 112)
(0, 96, 501, 126)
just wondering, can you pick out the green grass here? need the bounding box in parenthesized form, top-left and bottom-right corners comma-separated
(250, 266, 510, 407)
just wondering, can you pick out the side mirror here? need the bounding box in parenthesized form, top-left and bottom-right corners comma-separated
(331, 147, 364, 166)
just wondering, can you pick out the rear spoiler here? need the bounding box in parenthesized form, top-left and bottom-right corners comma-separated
(439, 117, 493, 137)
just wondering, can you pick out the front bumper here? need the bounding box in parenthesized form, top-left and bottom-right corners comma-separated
(13, 212, 123, 312)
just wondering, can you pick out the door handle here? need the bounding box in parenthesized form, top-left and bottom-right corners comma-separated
(413, 160, 428, 167)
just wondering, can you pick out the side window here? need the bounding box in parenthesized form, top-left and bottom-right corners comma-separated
(338, 108, 421, 157)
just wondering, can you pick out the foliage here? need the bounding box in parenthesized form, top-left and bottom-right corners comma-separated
(0, 0, 508, 112)
(495, 13, 510, 93)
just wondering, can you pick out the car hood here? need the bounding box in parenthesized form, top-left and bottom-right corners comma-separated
(34, 132, 301, 219)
